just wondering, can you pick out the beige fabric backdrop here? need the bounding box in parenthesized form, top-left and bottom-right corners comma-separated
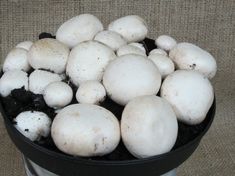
(0, 0, 234, 175)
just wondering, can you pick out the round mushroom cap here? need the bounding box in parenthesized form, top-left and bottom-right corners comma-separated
(169, 42, 217, 79)
(94, 30, 127, 51)
(29, 70, 62, 94)
(121, 95, 178, 158)
(0, 70, 28, 97)
(28, 38, 70, 74)
(3, 48, 31, 72)
(51, 104, 120, 157)
(155, 35, 177, 51)
(66, 41, 116, 86)
(161, 70, 214, 125)
(56, 14, 103, 48)
(108, 15, 148, 43)
(149, 48, 167, 56)
(43, 81, 73, 109)
(148, 54, 175, 78)
(128, 43, 146, 52)
(103, 54, 161, 105)
(116, 44, 146, 57)
(14, 111, 51, 141)
(76, 80, 106, 104)
(16, 41, 33, 51)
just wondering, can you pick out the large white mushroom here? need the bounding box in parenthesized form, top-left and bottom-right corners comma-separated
(66, 41, 116, 86)
(108, 15, 148, 43)
(0, 70, 28, 97)
(161, 70, 214, 125)
(94, 30, 127, 51)
(29, 70, 62, 94)
(76, 80, 106, 104)
(51, 104, 120, 157)
(169, 42, 217, 79)
(155, 35, 177, 51)
(149, 48, 167, 56)
(116, 44, 146, 57)
(56, 14, 104, 48)
(16, 41, 33, 51)
(128, 43, 146, 52)
(14, 111, 51, 141)
(103, 54, 161, 105)
(3, 48, 31, 72)
(28, 38, 70, 74)
(121, 95, 178, 158)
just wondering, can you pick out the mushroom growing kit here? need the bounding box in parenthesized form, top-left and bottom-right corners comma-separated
(0, 14, 216, 176)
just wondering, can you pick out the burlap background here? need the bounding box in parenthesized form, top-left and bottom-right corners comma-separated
(0, 0, 234, 175)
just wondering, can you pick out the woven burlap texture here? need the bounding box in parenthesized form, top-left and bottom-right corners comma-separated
(0, 0, 234, 176)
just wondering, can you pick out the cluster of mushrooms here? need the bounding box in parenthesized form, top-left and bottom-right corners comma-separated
(0, 14, 216, 159)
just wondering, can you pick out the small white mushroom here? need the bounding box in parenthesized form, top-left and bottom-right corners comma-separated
(116, 44, 146, 57)
(56, 14, 104, 48)
(108, 15, 148, 43)
(155, 35, 177, 51)
(51, 104, 120, 157)
(169, 42, 217, 79)
(43, 82, 73, 109)
(94, 30, 127, 51)
(3, 48, 31, 72)
(29, 70, 62, 94)
(103, 54, 161, 105)
(14, 111, 51, 141)
(16, 41, 33, 51)
(0, 70, 28, 97)
(121, 95, 178, 158)
(28, 39, 70, 74)
(128, 43, 146, 52)
(76, 80, 106, 104)
(149, 48, 167, 56)
(148, 54, 175, 78)
(161, 70, 214, 125)
(66, 41, 116, 86)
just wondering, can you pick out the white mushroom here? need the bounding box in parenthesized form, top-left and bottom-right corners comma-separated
(121, 95, 178, 158)
(108, 15, 148, 43)
(128, 43, 146, 52)
(155, 35, 177, 51)
(148, 54, 175, 78)
(76, 80, 106, 104)
(14, 111, 51, 141)
(29, 70, 62, 94)
(66, 41, 116, 86)
(43, 81, 73, 109)
(169, 42, 217, 79)
(116, 44, 146, 57)
(28, 39, 70, 74)
(56, 14, 103, 48)
(161, 70, 214, 125)
(149, 48, 167, 56)
(94, 30, 127, 51)
(16, 41, 33, 51)
(51, 104, 120, 157)
(103, 54, 161, 105)
(3, 48, 31, 72)
(0, 70, 28, 97)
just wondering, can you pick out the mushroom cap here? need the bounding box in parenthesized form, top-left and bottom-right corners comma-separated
(0, 70, 28, 97)
(16, 41, 33, 51)
(3, 48, 31, 72)
(29, 70, 62, 94)
(128, 43, 146, 52)
(116, 44, 146, 57)
(76, 80, 106, 104)
(94, 30, 127, 51)
(28, 38, 70, 74)
(155, 35, 177, 51)
(51, 104, 120, 157)
(103, 54, 161, 105)
(14, 111, 51, 141)
(108, 15, 148, 43)
(161, 70, 214, 125)
(56, 14, 104, 48)
(43, 81, 73, 109)
(121, 95, 178, 158)
(148, 54, 175, 78)
(66, 41, 116, 86)
(149, 48, 167, 56)
(169, 42, 217, 79)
